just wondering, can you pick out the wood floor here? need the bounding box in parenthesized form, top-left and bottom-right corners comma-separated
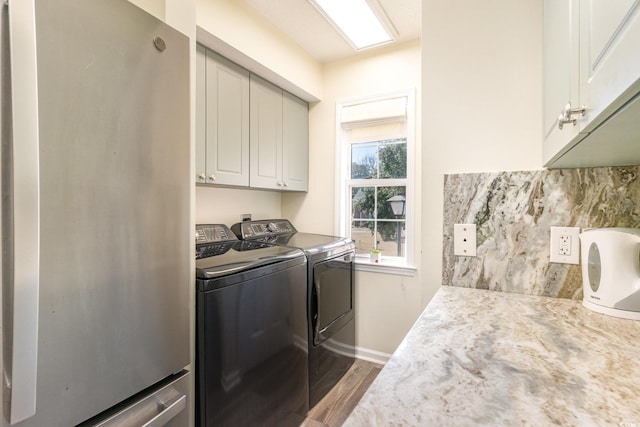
(302, 359, 384, 427)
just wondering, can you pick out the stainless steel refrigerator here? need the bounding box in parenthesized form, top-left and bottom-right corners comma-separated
(1, 0, 191, 425)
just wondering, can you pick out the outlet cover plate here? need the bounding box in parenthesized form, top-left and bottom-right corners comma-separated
(550, 226, 580, 264)
(454, 224, 477, 257)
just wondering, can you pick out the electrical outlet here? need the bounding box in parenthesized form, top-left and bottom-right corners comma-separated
(550, 226, 580, 264)
(454, 224, 477, 257)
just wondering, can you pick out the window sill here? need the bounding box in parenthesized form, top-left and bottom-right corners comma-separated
(354, 258, 416, 276)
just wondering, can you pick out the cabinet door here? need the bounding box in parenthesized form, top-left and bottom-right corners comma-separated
(580, 0, 640, 132)
(250, 75, 283, 189)
(205, 50, 250, 186)
(542, 0, 583, 165)
(195, 45, 207, 183)
(282, 92, 309, 192)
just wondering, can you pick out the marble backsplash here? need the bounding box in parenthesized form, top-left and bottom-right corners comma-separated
(442, 166, 640, 299)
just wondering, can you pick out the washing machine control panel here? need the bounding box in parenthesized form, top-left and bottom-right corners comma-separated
(195, 224, 237, 244)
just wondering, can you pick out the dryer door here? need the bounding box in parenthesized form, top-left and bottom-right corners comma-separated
(311, 252, 354, 346)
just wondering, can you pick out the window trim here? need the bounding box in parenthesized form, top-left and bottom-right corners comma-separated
(335, 89, 416, 269)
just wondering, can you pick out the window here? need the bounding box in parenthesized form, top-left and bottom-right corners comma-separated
(336, 91, 415, 269)
(351, 140, 407, 256)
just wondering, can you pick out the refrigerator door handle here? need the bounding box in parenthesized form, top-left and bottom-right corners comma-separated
(3, 0, 41, 424)
(141, 394, 187, 427)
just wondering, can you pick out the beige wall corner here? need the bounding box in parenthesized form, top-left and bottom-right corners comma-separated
(421, 0, 543, 308)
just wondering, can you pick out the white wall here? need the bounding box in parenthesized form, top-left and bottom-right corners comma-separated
(421, 0, 543, 308)
(195, 186, 282, 225)
(283, 40, 424, 356)
(128, 0, 164, 20)
(196, 0, 323, 101)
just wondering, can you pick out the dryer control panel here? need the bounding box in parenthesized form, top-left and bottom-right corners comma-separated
(231, 219, 297, 239)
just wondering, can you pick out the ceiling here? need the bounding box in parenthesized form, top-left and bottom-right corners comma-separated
(244, 0, 421, 63)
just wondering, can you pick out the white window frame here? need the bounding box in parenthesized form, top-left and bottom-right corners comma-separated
(335, 89, 416, 274)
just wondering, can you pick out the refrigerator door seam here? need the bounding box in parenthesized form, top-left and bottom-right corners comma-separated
(4, 0, 40, 423)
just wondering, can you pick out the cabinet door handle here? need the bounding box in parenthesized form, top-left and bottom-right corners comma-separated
(557, 102, 586, 130)
(197, 173, 206, 180)
(208, 175, 216, 181)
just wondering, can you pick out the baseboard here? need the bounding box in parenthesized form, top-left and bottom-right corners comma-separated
(355, 347, 391, 364)
(318, 338, 391, 365)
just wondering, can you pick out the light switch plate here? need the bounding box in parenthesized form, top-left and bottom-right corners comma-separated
(550, 226, 580, 264)
(454, 224, 477, 257)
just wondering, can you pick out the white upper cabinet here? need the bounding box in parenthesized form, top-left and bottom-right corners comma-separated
(543, 0, 584, 163)
(282, 92, 309, 192)
(250, 75, 309, 191)
(543, 0, 640, 168)
(250, 75, 283, 189)
(580, 0, 640, 130)
(196, 46, 308, 191)
(196, 44, 207, 183)
(196, 47, 250, 186)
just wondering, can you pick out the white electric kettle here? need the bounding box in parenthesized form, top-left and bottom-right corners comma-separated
(579, 228, 640, 320)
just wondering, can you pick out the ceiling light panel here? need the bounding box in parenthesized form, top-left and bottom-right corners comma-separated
(310, 0, 395, 50)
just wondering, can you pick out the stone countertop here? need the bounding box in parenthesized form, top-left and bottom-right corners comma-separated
(344, 286, 640, 426)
